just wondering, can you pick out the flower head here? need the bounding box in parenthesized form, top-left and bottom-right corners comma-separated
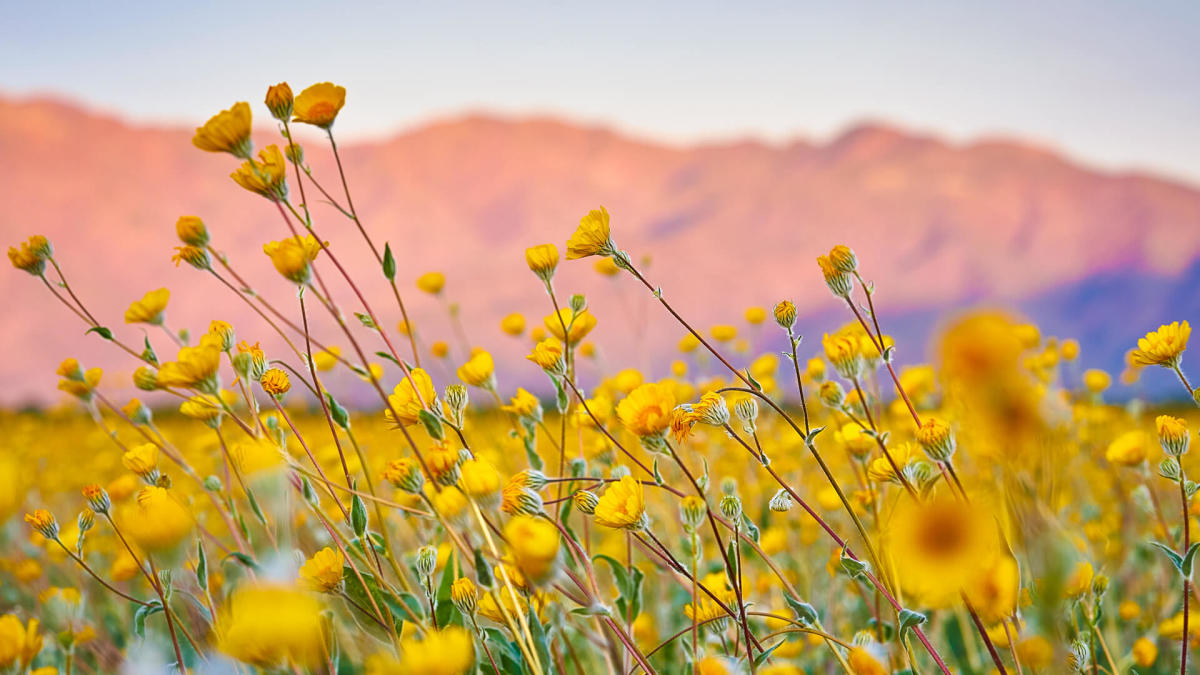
(124, 287, 170, 325)
(292, 82, 346, 129)
(24, 510, 58, 540)
(193, 102, 252, 158)
(617, 382, 676, 438)
(593, 476, 648, 531)
(265, 82, 294, 122)
(1131, 321, 1190, 367)
(217, 584, 325, 668)
(157, 340, 222, 391)
(566, 207, 614, 259)
(527, 338, 565, 374)
(0, 615, 42, 669)
(416, 271, 445, 295)
(395, 627, 475, 674)
(915, 417, 956, 462)
(232, 145, 289, 201)
(383, 457, 425, 493)
(8, 236, 52, 275)
(456, 349, 495, 388)
(385, 368, 435, 427)
(260, 368, 291, 397)
(817, 254, 853, 297)
(175, 216, 209, 247)
(1106, 430, 1148, 467)
(263, 234, 324, 284)
(503, 515, 560, 585)
(299, 547, 344, 591)
(1157, 415, 1191, 456)
(525, 243, 560, 282)
(544, 308, 597, 344)
(120, 487, 193, 552)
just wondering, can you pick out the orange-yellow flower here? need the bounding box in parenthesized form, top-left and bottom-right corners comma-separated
(232, 145, 288, 200)
(544, 308, 597, 344)
(124, 288, 170, 325)
(592, 476, 647, 531)
(416, 271, 445, 295)
(292, 82, 346, 129)
(119, 487, 193, 553)
(192, 102, 252, 158)
(1131, 321, 1190, 367)
(299, 547, 344, 591)
(217, 584, 325, 667)
(503, 515, 560, 585)
(456, 349, 495, 388)
(566, 206, 614, 259)
(385, 368, 436, 427)
(617, 382, 676, 437)
(525, 243, 559, 282)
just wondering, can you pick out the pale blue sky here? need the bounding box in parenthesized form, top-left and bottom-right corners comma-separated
(4, 1, 1199, 180)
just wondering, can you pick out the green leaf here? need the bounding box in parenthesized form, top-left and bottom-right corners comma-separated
(783, 593, 818, 626)
(375, 350, 402, 367)
(325, 392, 350, 430)
(521, 427, 544, 471)
(653, 458, 664, 486)
(1183, 541, 1200, 578)
(142, 336, 158, 365)
(382, 243, 396, 280)
(351, 495, 368, 537)
(746, 369, 763, 392)
(354, 312, 377, 329)
(898, 608, 927, 636)
(246, 489, 267, 525)
(195, 541, 208, 591)
(752, 640, 782, 667)
(1150, 541, 1185, 575)
(594, 554, 643, 621)
(86, 326, 113, 340)
(526, 605, 552, 673)
(222, 551, 260, 571)
(473, 548, 494, 588)
(805, 426, 826, 446)
(839, 549, 870, 579)
(419, 409, 445, 441)
(132, 600, 163, 639)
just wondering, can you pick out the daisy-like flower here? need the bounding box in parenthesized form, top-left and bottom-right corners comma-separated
(566, 206, 615, 259)
(124, 288, 170, 325)
(292, 82, 346, 129)
(1131, 321, 1190, 368)
(192, 102, 252, 158)
(592, 476, 648, 531)
(298, 547, 344, 592)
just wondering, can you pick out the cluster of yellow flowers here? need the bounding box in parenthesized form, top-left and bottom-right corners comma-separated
(5, 81, 1200, 675)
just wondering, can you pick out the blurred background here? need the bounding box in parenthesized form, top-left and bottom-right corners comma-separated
(3, 0, 1199, 406)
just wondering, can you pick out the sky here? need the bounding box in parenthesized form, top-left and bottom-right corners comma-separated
(3, 1, 1199, 181)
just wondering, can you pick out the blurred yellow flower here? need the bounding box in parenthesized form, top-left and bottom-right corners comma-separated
(527, 338, 565, 372)
(504, 515, 559, 585)
(456, 350, 495, 388)
(500, 312, 526, 336)
(0, 615, 41, 669)
(1106, 430, 1147, 467)
(416, 271, 446, 295)
(218, 584, 325, 667)
(1132, 636, 1157, 667)
(710, 324, 737, 342)
(124, 288, 170, 325)
(120, 487, 193, 553)
(544, 308, 597, 344)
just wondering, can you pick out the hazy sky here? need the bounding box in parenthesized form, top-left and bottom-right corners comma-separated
(4, 1, 1199, 181)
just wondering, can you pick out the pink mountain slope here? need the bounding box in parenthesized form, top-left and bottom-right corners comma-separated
(3, 95, 1200, 405)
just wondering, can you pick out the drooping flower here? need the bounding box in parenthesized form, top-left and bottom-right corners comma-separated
(566, 207, 615, 259)
(175, 216, 209, 247)
(156, 339, 222, 391)
(232, 145, 289, 201)
(592, 476, 648, 531)
(456, 349, 495, 388)
(292, 82, 346, 129)
(527, 338, 565, 373)
(501, 388, 541, 419)
(263, 234, 324, 284)
(8, 235, 52, 275)
(525, 243, 559, 282)
(192, 102, 252, 158)
(0, 615, 42, 669)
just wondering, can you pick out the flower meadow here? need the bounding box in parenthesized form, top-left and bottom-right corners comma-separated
(4, 82, 1200, 675)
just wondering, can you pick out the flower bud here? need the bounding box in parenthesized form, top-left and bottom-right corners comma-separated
(733, 397, 758, 434)
(415, 545, 437, 580)
(819, 380, 845, 408)
(122, 398, 152, 426)
(265, 82, 294, 122)
(514, 469, 548, 491)
(83, 484, 111, 514)
(174, 216, 210, 247)
(285, 142, 304, 165)
(680, 496, 706, 532)
(171, 245, 212, 271)
(573, 490, 599, 515)
(444, 384, 469, 427)
(569, 294, 587, 313)
(719, 495, 742, 522)
(817, 255, 853, 298)
(769, 489, 795, 512)
(24, 510, 59, 540)
(915, 417, 956, 462)
(524, 243, 559, 283)
(828, 245, 857, 273)
(773, 300, 797, 331)
(1156, 415, 1191, 457)
(451, 577, 478, 616)
(78, 509, 95, 533)
(383, 458, 426, 494)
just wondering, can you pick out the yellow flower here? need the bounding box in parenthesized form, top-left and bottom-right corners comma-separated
(313, 346, 342, 371)
(264, 82, 294, 122)
(218, 584, 325, 667)
(381, 627, 475, 675)
(292, 82, 346, 129)
(416, 271, 445, 295)
(1064, 560, 1094, 597)
(822, 332, 863, 379)
(263, 234, 324, 284)
(527, 338, 565, 372)
(232, 144, 288, 200)
(915, 416, 956, 462)
(617, 382, 676, 437)
(57, 366, 102, 401)
(885, 496, 1002, 609)
(1119, 600, 1142, 621)
(192, 102, 252, 158)
(963, 555, 1020, 623)
(679, 334, 700, 353)
(171, 244, 211, 270)
(828, 244, 858, 272)
(383, 458, 425, 493)
(299, 547, 344, 591)
(684, 572, 736, 624)
(1131, 320, 1190, 367)
(847, 646, 886, 675)
(385, 368, 436, 427)
(744, 306, 767, 324)
(566, 206, 614, 259)
(450, 577, 479, 615)
(476, 588, 549, 625)
(710, 325, 737, 342)
(179, 392, 234, 425)
(773, 300, 797, 330)
(124, 288, 171, 325)
(260, 368, 291, 396)
(503, 515, 559, 585)
(500, 313, 526, 336)
(24, 510, 58, 540)
(1083, 368, 1111, 393)
(121, 442, 159, 477)
(8, 235, 51, 275)
(817, 254, 852, 297)
(208, 320, 235, 351)
(525, 243, 559, 282)
(458, 458, 502, 501)
(1132, 636, 1157, 668)
(544, 308, 597, 344)
(1157, 414, 1191, 456)
(119, 487, 193, 553)
(501, 388, 541, 418)
(593, 476, 647, 531)
(424, 443, 462, 486)
(1106, 430, 1147, 467)
(456, 349, 495, 388)
(0, 615, 42, 669)
(431, 341, 450, 359)
(174, 215, 209, 247)
(1158, 610, 1200, 640)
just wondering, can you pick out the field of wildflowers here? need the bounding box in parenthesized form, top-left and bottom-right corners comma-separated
(4, 82, 1199, 674)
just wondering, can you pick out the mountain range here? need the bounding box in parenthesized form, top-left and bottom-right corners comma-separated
(2, 94, 1198, 406)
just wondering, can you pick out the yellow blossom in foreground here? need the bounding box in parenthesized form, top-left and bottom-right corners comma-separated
(0, 615, 42, 669)
(192, 101, 252, 157)
(1131, 320, 1190, 367)
(292, 82, 346, 128)
(846, 646, 886, 675)
(1132, 636, 1157, 667)
(119, 487, 193, 553)
(885, 496, 1002, 609)
(124, 287, 170, 325)
(1064, 560, 1094, 597)
(299, 547, 344, 591)
(121, 442, 158, 477)
(504, 515, 559, 585)
(456, 349, 495, 388)
(593, 475, 647, 531)
(684, 572, 736, 624)
(156, 341, 221, 389)
(616, 382, 676, 437)
(218, 584, 325, 667)
(566, 206, 614, 259)
(374, 627, 474, 674)
(501, 388, 541, 418)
